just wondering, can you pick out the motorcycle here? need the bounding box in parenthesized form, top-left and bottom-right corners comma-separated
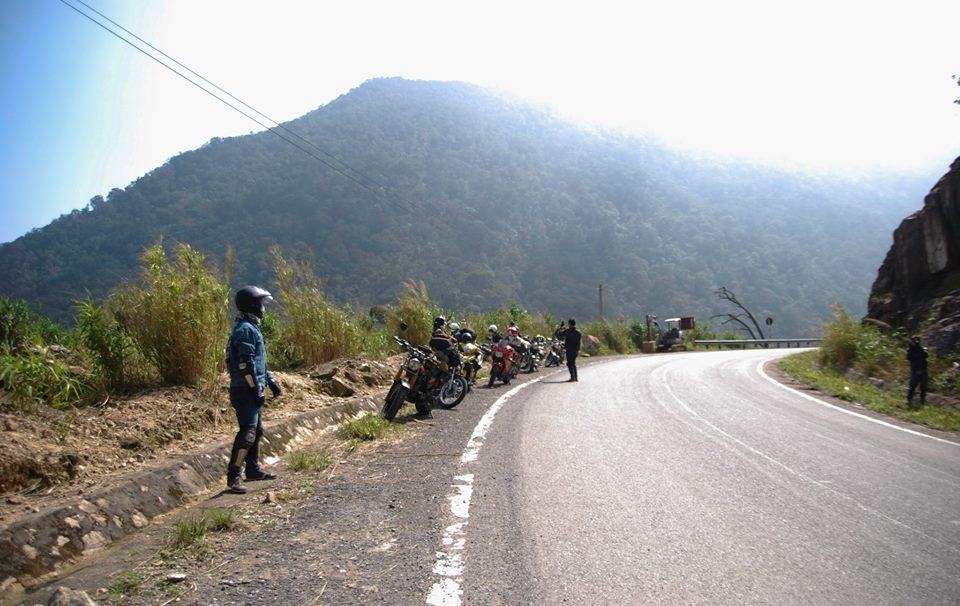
(382, 336, 468, 421)
(459, 340, 490, 389)
(487, 339, 520, 387)
(524, 334, 546, 373)
(544, 335, 566, 367)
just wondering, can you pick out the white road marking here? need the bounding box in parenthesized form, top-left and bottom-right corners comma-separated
(661, 369, 960, 556)
(425, 376, 547, 606)
(757, 358, 960, 448)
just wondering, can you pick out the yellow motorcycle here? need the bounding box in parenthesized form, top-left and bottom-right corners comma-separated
(459, 337, 489, 390)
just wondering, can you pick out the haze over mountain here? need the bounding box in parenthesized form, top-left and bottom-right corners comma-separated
(0, 78, 939, 336)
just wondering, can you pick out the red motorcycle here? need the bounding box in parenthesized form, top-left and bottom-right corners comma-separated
(487, 339, 521, 387)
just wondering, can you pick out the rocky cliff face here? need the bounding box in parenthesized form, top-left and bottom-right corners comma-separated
(868, 157, 960, 355)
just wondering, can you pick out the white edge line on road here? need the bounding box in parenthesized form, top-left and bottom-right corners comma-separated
(757, 358, 960, 448)
(426, 375, 547, 606)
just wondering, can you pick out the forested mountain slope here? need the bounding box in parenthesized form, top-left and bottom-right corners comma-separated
(0, 78, 936, 335)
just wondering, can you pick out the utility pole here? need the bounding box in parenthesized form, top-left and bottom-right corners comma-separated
(598, 284, 604, 320)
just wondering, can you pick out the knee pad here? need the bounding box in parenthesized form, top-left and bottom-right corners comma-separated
(239, 425, 257, 449)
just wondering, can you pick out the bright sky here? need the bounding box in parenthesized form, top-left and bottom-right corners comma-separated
(2, 0, 959, 243)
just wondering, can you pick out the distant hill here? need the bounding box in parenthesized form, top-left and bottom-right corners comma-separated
(0, 78, 938, 335)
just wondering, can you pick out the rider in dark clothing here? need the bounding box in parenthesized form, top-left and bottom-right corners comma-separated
(225, 286, 282, 494)
(906, 335, 928, 409)
(563, 318, 582, 382)
(430, 316, 458, 357)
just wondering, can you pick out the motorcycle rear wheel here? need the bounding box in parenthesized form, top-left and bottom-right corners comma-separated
(487, 365, 501, 387)
(382, 382, 407, 421)
(437, 375, 468, 409)
(414, 396, 433, 416)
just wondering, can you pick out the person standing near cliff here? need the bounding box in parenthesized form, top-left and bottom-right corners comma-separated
(906, 335, 928, 409)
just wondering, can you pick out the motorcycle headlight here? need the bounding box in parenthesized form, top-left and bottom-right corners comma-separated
(405, 358, 422, 373)
(495, 351, 503, 358)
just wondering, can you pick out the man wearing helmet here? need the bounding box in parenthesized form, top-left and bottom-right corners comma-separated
(430, 316, 458, 364)
(450, 322, 477, 344)
(225, 286, 282, 494)
(506, 325, 523, 347)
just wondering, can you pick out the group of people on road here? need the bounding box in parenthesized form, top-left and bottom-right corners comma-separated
(223, 285, 940, 495)
(222, 285, 584, 493)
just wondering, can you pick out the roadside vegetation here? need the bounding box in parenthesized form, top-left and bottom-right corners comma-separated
(779, 306, 960, 432)
(5, 239, 957, 487)
(0, 240, 718, 417)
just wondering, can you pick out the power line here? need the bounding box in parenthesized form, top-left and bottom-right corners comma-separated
(70, 0, 378, 190)
(58, 0, 421, 214)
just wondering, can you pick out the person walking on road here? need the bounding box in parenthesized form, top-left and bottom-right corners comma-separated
(225, 286, 282, 494)
(906, 335, 928, 409)
(563, 318, 581, 382)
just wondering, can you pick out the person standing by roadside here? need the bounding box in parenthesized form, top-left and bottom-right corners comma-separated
(225, 286, 282, 494)
(906, 335, 928, 409)
(563, 318, 581, 382)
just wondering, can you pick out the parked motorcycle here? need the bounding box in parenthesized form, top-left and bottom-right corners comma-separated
(434, 347, 469, 410)
(487, 339, 520, 387)
(382, 336, 468, 421)
(459, 340, 489, 389)
(524, 334, 546, 373)
(544, 335, 566, 367)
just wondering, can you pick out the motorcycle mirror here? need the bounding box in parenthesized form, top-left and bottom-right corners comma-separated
(399, 321, 408, 331)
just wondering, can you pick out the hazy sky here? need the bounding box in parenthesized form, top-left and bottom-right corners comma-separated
(2, 0, 959, 243)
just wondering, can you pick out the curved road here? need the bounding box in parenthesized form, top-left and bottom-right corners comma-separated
(432, 349, 960, 605)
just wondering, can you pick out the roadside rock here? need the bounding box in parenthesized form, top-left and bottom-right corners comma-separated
(582, 335, 601, 356)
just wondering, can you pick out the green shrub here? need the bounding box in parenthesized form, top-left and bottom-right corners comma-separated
(0, 348, 88, 410)
(168, 508, 235, 556)
(852, 323, 902, 381)
(819, 305, 859, 372)
(290, 449, 334, 472)
(466, 306, 557, 345)
(75, 297, 136, 391)
(271, 248, 363, 365)
(109, 242, 229, 388)
(0, 296, 67, 352)
(584, 319, 634, 354)
(107, 570, 142, 601)
(340, 414, 392, 441)
(384, 280, 439, 346)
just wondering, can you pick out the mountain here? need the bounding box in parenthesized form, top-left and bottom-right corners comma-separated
(0, 78, 937, 335)
(868, 156, 960, 354)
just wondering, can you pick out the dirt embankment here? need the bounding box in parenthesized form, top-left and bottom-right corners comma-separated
(1, 357, 398, 528)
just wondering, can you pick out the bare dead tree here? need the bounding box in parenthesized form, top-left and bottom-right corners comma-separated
(712, 287, 765, 339)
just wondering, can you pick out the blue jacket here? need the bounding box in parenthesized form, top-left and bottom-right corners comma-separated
(227, 316, 270, 392)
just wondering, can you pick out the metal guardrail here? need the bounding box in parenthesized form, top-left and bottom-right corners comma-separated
(692, 338, 821, 349)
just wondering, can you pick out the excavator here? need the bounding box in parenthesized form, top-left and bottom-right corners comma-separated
(643, 315, 695, 352)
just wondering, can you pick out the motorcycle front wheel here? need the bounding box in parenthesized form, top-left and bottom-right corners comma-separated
(382, 382, 408, 421)
(437, 375, 468, 409)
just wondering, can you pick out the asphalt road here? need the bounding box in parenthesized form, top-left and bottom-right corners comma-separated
(442, 350, 960, 606)
(35, 350, 959, 606)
